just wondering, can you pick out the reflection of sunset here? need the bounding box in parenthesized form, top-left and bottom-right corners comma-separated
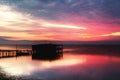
(0, 54, 120, 76)
(0, 1, 119, 80)
(0, 46, 15, 50)
(0, 54, 86, 75)
(40, 58, 85, 68)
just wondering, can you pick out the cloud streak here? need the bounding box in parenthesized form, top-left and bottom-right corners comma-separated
(0, 0, 120, 41)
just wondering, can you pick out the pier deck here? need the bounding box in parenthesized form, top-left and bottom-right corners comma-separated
(0, 50, 32, 58)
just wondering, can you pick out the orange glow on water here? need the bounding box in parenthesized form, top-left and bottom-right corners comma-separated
(0, 54, 86, 75)
(0, 54, 120, 76)
(0, 46, 15, 50)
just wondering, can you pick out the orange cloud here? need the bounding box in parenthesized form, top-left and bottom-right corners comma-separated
(101, 32, 120, 36)
(41, 22, 87, 29)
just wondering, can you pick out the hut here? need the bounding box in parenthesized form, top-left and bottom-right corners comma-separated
(32, 44, 63, 60)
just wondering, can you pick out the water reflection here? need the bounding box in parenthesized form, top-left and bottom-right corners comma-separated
(0, 46, 120, 80)
(0, 54, 120, 80)
(0, 54, 86, 76)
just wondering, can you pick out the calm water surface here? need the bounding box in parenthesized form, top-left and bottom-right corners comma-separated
(0, 46, 120, 80)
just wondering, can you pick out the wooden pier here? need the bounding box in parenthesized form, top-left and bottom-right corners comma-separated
(0, 50, 32, 58)
(0, 44, 63, 60)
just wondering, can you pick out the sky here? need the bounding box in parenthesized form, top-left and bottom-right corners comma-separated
(0, 0, 120, 42)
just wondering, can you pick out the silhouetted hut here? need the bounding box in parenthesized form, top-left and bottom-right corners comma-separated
(32, 44, 63, 60)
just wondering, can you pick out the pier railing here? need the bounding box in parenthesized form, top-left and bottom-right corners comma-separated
(0, 50, 32, 58)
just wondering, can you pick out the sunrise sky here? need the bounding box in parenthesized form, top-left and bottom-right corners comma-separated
(0, 0, 120, 42)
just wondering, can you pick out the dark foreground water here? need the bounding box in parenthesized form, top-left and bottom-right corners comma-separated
(0, 45, 120, 80)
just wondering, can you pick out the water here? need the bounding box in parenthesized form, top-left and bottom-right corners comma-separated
(0, 44, 31, 50)
(0, 45, 120, 80)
